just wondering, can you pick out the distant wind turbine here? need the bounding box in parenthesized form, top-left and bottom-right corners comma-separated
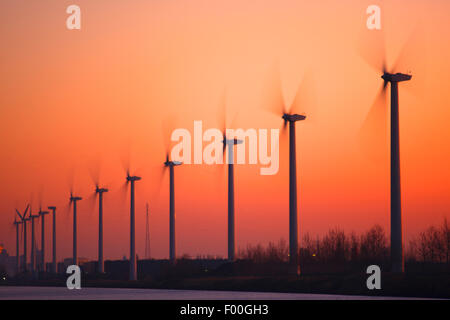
(69, 193, 82, 265)
(29, 209, 40, 273)
(47, 206, 57, 273)
(95, 185, 108, 273)
(15, 205, 29, 272)
(39, 208, 49, 272)
(125, 171, 141, 280)
(218, 90, 243, 262)
(262, 63, 315, 274)
(13, 217, 21, 274)
(163, 154, 182, 263)
(358, 29, 418, 273)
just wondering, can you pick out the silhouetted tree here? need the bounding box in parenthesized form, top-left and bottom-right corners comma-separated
(360, 225, 388, 263)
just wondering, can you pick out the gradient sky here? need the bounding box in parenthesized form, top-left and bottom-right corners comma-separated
(1, 0, 449, 261)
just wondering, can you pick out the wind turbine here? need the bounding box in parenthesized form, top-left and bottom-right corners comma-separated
(145, 203, 150, 260)
(15, 205, 29, 272)
(48, 206, 57, 273)
(217, 90, 243, 262)
(163, 155, 182, 263)
(29, 209, 40, 274)
(95, 186, 108, 273)
(358, 30, 418, 273)
(69, 193, 82, 265)
(13, 218, 21, 274)
(39, 209, 49, 272)
(126, 171, 141, 280)
(262, 64, 314, 274)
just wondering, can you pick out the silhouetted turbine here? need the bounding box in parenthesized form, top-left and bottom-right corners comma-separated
(39, 209, 49, 272)
(382, 72, 411, 273)
(69, 193, 82, 265)
(283, 113, 306, 272)
(262, 63, 313, 275)
(47, 206, 57, 273)
(30, 210, 39, 273)
(126, 173, 141, 280)
(15, 204, 29, 272)
(164, 155, 182, 263)
(13, 218, 21, 274)
(95, 186, 108, 273)
(223, 136, 243, 261)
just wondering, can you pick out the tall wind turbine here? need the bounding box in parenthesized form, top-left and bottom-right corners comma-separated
(95, 186, 108, 273)
(69, 193, 82, 265)
(39, 209, 49, 272)
(13, 218, 21, 274)
(48, 206, 57, 273)
(358, 30, 417, 273)
(15, 205, 29, 272)
(30, 209, 40, 273)
(126, 172, 141, 280)
(145, 203, 150, 260)
(262, 65, 314, 274)
(222, 135, 242, 262)
(163, 155, 182, 263)
(218, 90, 243, 262)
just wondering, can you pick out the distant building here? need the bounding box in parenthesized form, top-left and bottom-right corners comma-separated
(0, 245, 16, 277)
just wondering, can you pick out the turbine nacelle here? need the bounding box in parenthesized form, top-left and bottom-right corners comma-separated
(70, 196, 82, 202)
(381, 72, 412, 83)
(222, 137, 243, 146)
(282, 113, 307, 123)
(95, 187, 109, 194)
(126, 175, 141, 182)
(164, 160, 182, 167)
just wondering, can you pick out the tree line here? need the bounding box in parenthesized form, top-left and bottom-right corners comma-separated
(237, 218, 450, 267)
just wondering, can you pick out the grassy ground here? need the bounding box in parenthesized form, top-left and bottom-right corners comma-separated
(2, 272, 450, 299)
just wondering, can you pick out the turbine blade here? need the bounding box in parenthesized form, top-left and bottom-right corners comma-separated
(289, 69, 316, 120)
(117, 180, 129, 210)
(86, 192, 97, 218)
(88, 160, 101, 187)
(357, 84, 388, 161)
(392, 24, 421, 73)
(162, 115, 179, 158)
(16, 209, 23, 220)
(261, 60, 286, 116)
(356, 28, 387, 73)
(218, 86, 228, 133)
(23, 204, 30, 218)
(392, 24, 428, 98)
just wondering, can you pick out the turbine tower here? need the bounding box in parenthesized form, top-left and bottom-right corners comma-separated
(145, 203, 150, 260)
(222, 136, 243, 261)
(13, 218, 21, 274)
(164, 156, 182, 263)
(15, 205, 29, 272)
(358, 31, 415, 273)
(126, 173, 141, 280)
(30, 210, 40, 273)
(262, 64, 313, 274)
(217, 89, 244, 262)
(283, 113, 305, 272)
(95, 186, 108, 273)
(39, 209, 49, 272)
(48, 206, 57, 273)
(69, 193, 82, 265)
(382, 72, 411, 273)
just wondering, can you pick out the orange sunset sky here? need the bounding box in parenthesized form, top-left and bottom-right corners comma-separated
(0, 0, 449, 261)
